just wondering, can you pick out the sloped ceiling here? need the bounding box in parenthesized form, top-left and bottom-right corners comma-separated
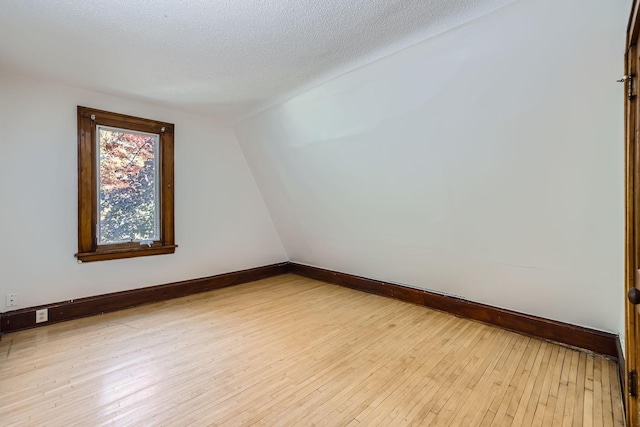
(0, 0, 516, 123)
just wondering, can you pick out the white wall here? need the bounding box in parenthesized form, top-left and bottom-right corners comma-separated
(235, 0, 629, 334)
(0, 66, 287, 311)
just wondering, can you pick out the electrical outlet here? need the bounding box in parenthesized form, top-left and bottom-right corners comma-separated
(6, 293, 17, 307)
(36, 309, 48, 323)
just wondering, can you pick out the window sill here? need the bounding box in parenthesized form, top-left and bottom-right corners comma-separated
(75, 245, 178, 263)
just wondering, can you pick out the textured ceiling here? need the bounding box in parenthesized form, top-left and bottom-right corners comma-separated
(0, 0, 517, 123)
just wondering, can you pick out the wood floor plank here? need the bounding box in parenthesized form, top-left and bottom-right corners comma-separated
(457, 335, 519, 426)
(601, 356, 615, 427)
(523, 342, 555, 426)
(0, 274, 624, 426)
(505, 339, 542, 419)
(543, 395, 559, 426)
(512, 341, 548, 425)
(573, 353, 588, 427)
(609, 362, 625, 427)
(550, 347, 567, 398)
(539, 345, 559, 404)
(488, 336, 530, 415)
(563, 352, 580, 427)
(554, 383, 569, 426)
(593, 357, 604, 427)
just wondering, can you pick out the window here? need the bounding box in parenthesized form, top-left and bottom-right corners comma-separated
(75, 106, 176, 262)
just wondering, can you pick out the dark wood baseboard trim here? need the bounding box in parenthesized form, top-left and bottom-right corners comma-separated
(0, 262, 289, 334)
(1, 260, 622, 362)
(289, 263, 619, 358)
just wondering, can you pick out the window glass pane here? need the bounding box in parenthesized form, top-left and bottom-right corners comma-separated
(97, 126, 160, 244)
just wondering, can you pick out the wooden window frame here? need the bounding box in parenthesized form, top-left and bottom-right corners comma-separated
(75, 106, 176, 262)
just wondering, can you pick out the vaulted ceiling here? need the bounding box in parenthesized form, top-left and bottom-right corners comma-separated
(0, 0, 516, 123)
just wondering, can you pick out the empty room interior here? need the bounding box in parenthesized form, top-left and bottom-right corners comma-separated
(0, 0, 637, 425)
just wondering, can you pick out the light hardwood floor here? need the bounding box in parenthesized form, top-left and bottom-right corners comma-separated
(0, 274, 624, 426)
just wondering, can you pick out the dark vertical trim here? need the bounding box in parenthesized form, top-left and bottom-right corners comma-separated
(617, 337, 627, 412)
